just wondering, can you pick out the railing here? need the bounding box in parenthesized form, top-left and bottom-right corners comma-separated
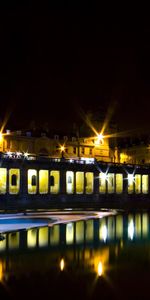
(0, 151, 150, 169)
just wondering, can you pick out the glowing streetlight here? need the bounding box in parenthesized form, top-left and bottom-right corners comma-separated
(97, 133, 104, 141)
(60, 146, 65, 152)
(94, 133, 104, 145)
(60, 145, 65, 159)
(24, 152, 28, 158)
(16, 152, 22, 157)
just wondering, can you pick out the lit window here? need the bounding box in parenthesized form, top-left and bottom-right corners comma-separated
(39, 170, 48, 194)
(0, 168, 7, 194)
(66, 171, 74, 194)
(76, 172, 84, 194)
(99, 172, 106, 193)
(9, 169, 20, 194)
(128, 174, 134, 194)
(85, 172, 93, 194)
(116, 174, 123, 194)
(50, 171, 60, 194)
(28, 169, 37, 194)
(107, 173, 115, 193)
(142, 175, 148, 194)
(135, 174, 141, 194)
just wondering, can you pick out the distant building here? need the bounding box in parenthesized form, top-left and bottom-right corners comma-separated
(119, 145, 150, 165)
(0, 129, 116, 163)
(117, 135, 150, 165)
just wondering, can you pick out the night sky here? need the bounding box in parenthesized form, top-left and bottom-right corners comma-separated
(0, 4, 150, 134)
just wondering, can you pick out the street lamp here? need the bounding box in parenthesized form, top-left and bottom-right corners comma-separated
(94, 133, 104, 145)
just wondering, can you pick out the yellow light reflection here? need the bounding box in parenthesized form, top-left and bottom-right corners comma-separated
(50, 225, 60, 245)
(0, 259, 6, 282)
(142, 213, 149, 237)
(97, 261, 103, 277)
(39, 227, 48, 247)
(27, 229, 37, 248)
(60, 258, 65, 271)
(66, 223, 74, 244)
(93, 248, 109, 278)
(0, 260, 3, 281)
(8, 232, 19, 249)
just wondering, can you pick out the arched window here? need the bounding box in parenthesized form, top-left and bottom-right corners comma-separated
(50, 176, 54, 186)
(11, 174, 17, 186)
(31, 175, 37, 186)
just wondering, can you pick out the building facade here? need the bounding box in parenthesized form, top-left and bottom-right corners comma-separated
(0, 130, 115, 162)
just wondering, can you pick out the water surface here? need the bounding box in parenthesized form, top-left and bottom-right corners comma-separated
(0, 211, 150, 299)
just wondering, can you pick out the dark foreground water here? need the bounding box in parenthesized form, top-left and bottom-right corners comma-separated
(0, 211, 150, 300)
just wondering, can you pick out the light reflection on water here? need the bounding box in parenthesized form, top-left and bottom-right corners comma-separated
(0, 212, 150, 299)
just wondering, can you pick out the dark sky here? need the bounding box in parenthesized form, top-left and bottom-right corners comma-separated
(0, 4, 150, 134)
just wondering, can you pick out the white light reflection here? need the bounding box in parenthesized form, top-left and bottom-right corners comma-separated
(128, 219, 134, 240)
(100, 224, 107, 242)
(60, 258, 65, 271)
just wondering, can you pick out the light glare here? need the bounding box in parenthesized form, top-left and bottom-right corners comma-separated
(128, 174, 134, 184)
(60, 146, 65, 152)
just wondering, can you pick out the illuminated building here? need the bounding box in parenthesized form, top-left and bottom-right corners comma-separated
(0, 129, 150, 209)
(119, 144, 150, 165)
(0, 149, 149, 209)
(0, 129, 114, 162)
